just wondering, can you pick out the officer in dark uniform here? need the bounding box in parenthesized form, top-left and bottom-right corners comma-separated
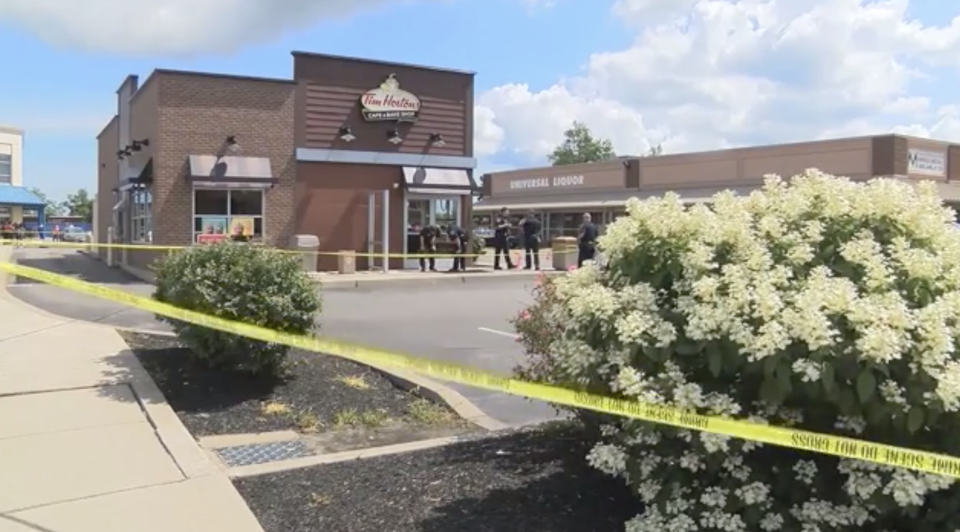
(520, 210, 542, 270)
(447, 224, 469, 272)
(577, 213, 599, 268)
(493, 207, 514, 270)
(419, 223, 438, 272)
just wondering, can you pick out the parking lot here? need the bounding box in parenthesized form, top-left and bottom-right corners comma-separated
(6, 248, 560, 426)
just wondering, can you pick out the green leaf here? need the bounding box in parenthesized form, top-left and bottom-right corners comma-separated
(760, 377, 785, 405)
(763, 355, 779, 377)
(907, 407, 924, 434)
(675, 340, 701, 356)
(856, 370, 877, 403)
(838, 389, 859, 415)
(707, 344, 723, 377)
(822, 363, 836, 394)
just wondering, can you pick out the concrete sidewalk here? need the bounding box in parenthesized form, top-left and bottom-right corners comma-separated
(0, 252, 264, 532)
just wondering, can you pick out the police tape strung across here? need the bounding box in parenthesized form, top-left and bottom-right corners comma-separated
(0, 240, 578, 259)
(4, 259, 960, 479)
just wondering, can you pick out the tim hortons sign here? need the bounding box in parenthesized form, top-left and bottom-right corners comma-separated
(360, 74, 422, 122)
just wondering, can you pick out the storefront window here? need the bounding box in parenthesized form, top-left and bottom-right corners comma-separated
(193, 189, 263, 243)
(547, 211, 604, 240)
(131, 188, 152, 242)
(433, 198, 458, 231)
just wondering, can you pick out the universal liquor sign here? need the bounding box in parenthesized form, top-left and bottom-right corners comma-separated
(360, 74, 422, 122)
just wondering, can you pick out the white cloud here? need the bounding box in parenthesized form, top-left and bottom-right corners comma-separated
(476, 0, 960, 165)
(0, 0, 448, 56)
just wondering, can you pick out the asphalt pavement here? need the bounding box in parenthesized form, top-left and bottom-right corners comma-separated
(5, 248, 560, 426)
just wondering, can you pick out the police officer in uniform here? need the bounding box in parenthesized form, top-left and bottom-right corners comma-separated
(577, 212, 599, 268)
(419, 223, 439, 272)
(447, 224, 469, 272)
(520, 210, 542, 270)
(493, 207, 514, 270)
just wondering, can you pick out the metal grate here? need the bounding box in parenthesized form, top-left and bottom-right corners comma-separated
(214, 440, 312, 468)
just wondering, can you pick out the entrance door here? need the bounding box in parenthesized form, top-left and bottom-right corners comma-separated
(404, 195, 462, 270)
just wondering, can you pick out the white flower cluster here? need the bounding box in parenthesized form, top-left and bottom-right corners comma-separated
(537, 171, 960, 531)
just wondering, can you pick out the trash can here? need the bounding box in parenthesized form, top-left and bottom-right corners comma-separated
(289, 234, 320, 272)
(337, 250, 357, 275)
(552, 236, 577, 271)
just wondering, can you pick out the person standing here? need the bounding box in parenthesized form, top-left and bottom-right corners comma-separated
(521, 210, 542, 270)
(577, 213, 599, 268)
(419, 223, 438, 272)
(447, 224, 468, 272)
(493, 207, 514, 270)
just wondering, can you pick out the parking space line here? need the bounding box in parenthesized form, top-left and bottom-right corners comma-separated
(478, 327, 519, 340)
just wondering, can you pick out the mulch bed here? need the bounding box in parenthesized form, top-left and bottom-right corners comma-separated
(234, 422, 643, 532)
(119, 331, 453, 437)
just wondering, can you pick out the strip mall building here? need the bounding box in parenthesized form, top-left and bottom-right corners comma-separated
(474, 135, 960, 242)
(95, 52, 477, 273)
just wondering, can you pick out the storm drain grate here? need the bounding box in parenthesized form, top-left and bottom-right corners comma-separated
(214, 440, 312, 468)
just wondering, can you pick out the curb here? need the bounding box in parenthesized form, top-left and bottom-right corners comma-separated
(2, 246, 509, 434)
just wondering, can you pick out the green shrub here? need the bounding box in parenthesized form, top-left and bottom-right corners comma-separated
(514, 170, 960, 532)
(153, 243, 321, 376)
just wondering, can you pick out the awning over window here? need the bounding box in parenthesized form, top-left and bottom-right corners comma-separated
(188, 155, 276, 186)
(119, 158, 153, 190)
(402, 167, 473, 195)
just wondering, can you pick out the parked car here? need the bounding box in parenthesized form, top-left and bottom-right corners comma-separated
(61, 227, 90, 243)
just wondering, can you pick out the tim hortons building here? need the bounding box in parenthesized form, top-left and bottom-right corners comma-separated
(474, 135, 960, 243)
(95, 51, 477, 273)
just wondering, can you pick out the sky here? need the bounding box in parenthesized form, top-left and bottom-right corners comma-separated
(1, 0, 960, 201)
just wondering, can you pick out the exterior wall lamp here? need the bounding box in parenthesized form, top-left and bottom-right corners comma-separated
(429, 133, 445, 148)
(225, 135, 240, 153)
(339, 126, 356, 142)
(387, 128, 403, 145)
(131, 139, 150, 151)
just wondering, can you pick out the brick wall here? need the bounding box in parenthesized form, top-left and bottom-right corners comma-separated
(95, 116, 119, 260)
(152, 72, 297, 250)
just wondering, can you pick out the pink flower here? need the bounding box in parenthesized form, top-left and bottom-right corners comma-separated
(567, 265, 577, 271)
(518, 310, 530, 320)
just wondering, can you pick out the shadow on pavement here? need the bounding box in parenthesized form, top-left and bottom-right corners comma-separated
(13, 250, 144, 285)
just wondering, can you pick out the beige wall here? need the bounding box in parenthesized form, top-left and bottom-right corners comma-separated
(488, 160, 627, 196)
(0, 125, 24, 186)
(640, 137, 873, 190)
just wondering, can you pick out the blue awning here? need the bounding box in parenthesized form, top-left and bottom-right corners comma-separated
(0, 185, 45, 207)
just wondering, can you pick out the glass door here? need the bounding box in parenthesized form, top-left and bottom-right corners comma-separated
(405, 199, 431, 270)
(404, 195, 462, 270)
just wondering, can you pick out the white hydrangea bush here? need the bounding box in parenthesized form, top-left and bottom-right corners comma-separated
(513, 170, 960, 532)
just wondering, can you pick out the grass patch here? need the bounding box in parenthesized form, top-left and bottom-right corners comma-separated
(405, 398, 457, 425)
(333, 408, 390, 428)
(260, 401, 292, 416)
(334, 374, 372, 390)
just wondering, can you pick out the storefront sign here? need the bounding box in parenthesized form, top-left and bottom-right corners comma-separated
(908, 149, 946, 177)
(509, 175, 585, 190)
(360, 74, 421, 122)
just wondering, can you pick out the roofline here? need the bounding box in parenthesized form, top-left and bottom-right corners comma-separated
(0, 124, 24, 135)
(128, 68, 296, 107)
(96, 115, 119, 140)
(291, 50, 476, 76)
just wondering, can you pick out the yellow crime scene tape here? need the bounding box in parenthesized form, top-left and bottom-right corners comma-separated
(1, 240, 571, 260)
(3, 259, 956, 479)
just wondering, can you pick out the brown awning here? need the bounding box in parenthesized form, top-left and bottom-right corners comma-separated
(188, 155, 276, 184)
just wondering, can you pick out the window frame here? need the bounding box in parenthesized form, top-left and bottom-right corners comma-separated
(191, 188, 265, 243)
(130, 187, 153, 243)
(0, 153, 11, 185)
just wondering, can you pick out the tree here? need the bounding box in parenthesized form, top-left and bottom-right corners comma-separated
(547, 121, 616, 166)
(62, 188, 94, 222)
(646, 143, 663, 157)
(29, 187, 66, 216)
